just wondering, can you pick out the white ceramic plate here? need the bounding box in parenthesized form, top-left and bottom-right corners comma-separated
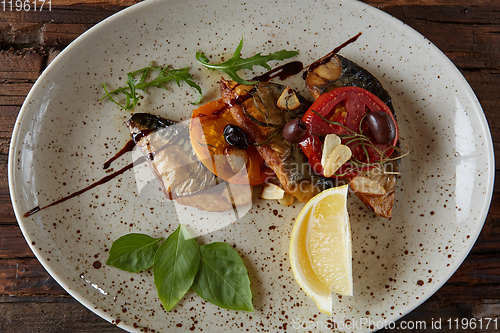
(9, 0, 494, 332)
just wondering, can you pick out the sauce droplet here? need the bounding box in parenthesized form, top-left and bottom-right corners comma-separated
(102, 139, 136, 169)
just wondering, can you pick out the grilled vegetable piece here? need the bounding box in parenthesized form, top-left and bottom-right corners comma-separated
(126, 113, 250, 211)
(352, 156, 398, 218)
(304, 54, 400, 218)
(305, 55, 394, 112)
(220, 79, 327, 203)
(299, 86, 399, 178)
(189, 98, 274, 185)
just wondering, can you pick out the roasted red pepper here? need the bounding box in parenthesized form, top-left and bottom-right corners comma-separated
(190, 99, 274, 185)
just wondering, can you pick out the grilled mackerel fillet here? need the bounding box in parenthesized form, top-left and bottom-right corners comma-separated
(127, 113, 249, 212)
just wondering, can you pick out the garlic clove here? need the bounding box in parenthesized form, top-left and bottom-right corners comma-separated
(277, 87, 301, 111)
(321, 134, 342, 169)
(323, 144, 352, 177)
(261, 183, 285, 200)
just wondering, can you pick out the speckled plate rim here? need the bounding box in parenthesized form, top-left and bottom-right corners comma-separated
(8, 0, 495, 332)
(369, 10, 495, 327)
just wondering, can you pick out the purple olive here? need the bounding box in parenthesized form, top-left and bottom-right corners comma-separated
(366, 111, 396, 144)
(283, 119, 307, 143)
(223, 124, 249, 149)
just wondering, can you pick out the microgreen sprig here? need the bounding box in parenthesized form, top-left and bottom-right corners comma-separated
(196, 138, 217, 155)
(101, 62, 202, 110)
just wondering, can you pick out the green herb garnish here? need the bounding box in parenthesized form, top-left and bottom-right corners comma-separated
(101, 62, 202, 109)
(192, 242, 253, 312)
(106, 233, 163, 273)
(154, 225, 200, 311)
(196, 37, 298, 85)
(196, 138, 217, 155)
(107, 225, 253, 312)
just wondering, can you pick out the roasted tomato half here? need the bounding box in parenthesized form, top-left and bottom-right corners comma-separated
(299, 86, 399, 178)
(190, 98, 274, 185)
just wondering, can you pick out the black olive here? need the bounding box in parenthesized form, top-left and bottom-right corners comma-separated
(283, 119, 307, 143)
(366, 111, 396, 144)
(223, 124, 249, 149)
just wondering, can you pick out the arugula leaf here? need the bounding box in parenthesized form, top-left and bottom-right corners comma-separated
(192, 242, 253, 312)
(153, 225, 200, 311)
(106, 233, 162, 273)
(196, 38, 298, 85)
(101, 62, 202, 109)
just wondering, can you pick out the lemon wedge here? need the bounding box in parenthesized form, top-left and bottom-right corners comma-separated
(289, 184, 352, 314)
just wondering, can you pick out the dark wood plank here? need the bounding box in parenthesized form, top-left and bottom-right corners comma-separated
(0, 106, 19, 138)
(0, 5, 130, 25)
(0, 296, 123, 332)
(0, 106, 17, 225)
(364, 0, 499, 7)
(0, 155, 15, 225)
(0, 82, 33, 106)
(0, 49, 43, 80)
(381, 298, 500, 332)
(0, 225, 34, 259)
(472, 215, 500, 254)
(0, 258, 65, 296)
(41, 23, 92, 46)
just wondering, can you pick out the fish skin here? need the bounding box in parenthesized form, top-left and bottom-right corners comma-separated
(127, 113, 220, 198)
(126, 113, 245, 212)
(305, 55, 394, 114)
(127, 113, 176, 134)
(335, 55, 394, 112)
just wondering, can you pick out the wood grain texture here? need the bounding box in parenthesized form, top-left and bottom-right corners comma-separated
(0, 0, 499, 331)
(0, 297, 123, 332)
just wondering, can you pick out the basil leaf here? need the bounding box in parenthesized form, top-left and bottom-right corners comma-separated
(106, 233, 162, 273)
(192, 242, 253, 312)
(154, 225, 200, 311)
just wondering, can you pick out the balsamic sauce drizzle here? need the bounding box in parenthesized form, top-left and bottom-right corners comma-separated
(307, 32, 362, 72)
(252, 61, 304, 82)
(23, 144, 145, 218)
(253, 32, 362, 82)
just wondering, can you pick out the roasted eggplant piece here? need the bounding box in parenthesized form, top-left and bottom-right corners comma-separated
(219, 80, 335, 203)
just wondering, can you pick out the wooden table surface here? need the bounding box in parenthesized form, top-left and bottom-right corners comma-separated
(1, 0, 498, 332)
